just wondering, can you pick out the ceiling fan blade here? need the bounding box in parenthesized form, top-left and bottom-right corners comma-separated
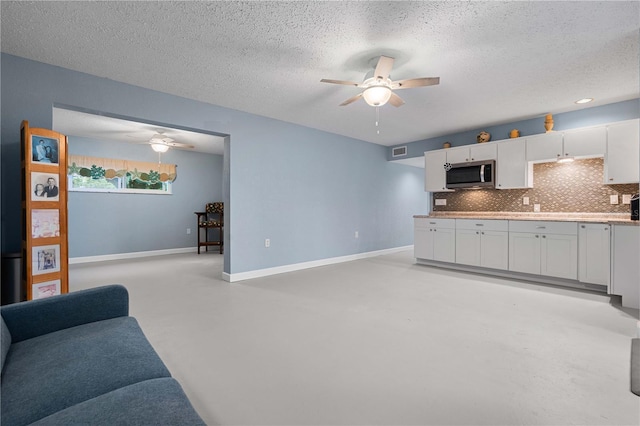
(388, 92, 405, 107)
(374, 56, 394, 80)
(167, 141, 195, 149)
(339, 93, 363, 106)
(321, 78, 362, 87)
(393, 77, 440, 89)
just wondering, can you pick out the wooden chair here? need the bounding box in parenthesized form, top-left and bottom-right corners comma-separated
(194, 202, 223, 254)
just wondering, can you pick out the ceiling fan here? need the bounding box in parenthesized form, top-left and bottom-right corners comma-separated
(145, 132, 195, 153)
(321, 55, 440, 107)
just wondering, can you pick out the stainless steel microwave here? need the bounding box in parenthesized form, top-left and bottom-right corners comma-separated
(446, 160, 495, 189)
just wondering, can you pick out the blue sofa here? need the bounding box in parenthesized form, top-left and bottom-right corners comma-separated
(1, 285, 205, 425)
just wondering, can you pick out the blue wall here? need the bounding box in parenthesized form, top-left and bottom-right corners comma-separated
(389, 99, 640, 160)
(66, 136, 223, 257)
(1, 54, 429, 275)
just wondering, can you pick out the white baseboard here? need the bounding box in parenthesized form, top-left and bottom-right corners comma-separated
(69, 247, 197, 264)
(223, 245, 413, 282)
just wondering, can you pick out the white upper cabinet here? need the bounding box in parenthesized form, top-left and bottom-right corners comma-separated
(604, 119, 639, 184)
(495, 138, 532, 189)
(444, 146, 470, 164)
(445, 144, 497, 164)
(424, 150, 453, 192)
(562, 126, 606, 159)
(526, 127, 606, 163)
(525, 132, 564, 162)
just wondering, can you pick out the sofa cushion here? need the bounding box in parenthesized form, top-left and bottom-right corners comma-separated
(30, 378, 205, 426)
(1, 316, 11, 374)
(1, 316, 171, 426)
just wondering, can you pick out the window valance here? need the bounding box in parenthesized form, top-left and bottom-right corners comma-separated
(67, 155, 176, 194)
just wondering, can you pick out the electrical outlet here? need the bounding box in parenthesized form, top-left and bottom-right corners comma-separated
(186, 228, 191, 235)
(533, 204, 541, 212)
(622, 194, 632, 204)
(354, 231, 359, 238)
(610, 195, 619, 205)
(523, 197, 529, 205)
(265, 238, 270, 248)
(435, 199, 447, 206)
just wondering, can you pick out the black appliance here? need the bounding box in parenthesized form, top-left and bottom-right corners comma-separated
(446, 160, 495, 189)
(631, 194, 639, 221)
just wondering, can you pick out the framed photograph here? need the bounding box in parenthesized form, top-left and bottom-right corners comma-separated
(31, 135, 59, 165)
(31, 209, 60, 239)
(31, 244, 61, 275)
(31, 172, 60, 201)
(32, 280, 61, 299)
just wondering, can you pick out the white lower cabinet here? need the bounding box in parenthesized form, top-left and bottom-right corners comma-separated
(508, 221, 578, 280)
(611, 225, 639, 309)
(416, 218, 628, 295)
(455, 219, 508, 270)
(578, 223, 610, 286)
(414, 218, 456, 262)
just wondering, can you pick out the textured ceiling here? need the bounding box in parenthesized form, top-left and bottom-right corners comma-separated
(2, 1, 639, 146)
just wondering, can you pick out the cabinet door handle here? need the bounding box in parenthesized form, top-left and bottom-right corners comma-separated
(581, 225, 586, 228)
(475, 224, 484, 226)
(536, 226, 546, 229)
(481, 232, 485, 235)
(535, 235, 539, 238)
(542, 235, 546, 238)
(604, 227, 609, 231)
(429, 222, 436, 224)
(471, 158, 474, 161)
(609, 178, 614, 181)
(476, 231, 479, 234)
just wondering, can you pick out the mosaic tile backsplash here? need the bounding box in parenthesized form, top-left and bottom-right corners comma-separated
(432, 158, 639, 213)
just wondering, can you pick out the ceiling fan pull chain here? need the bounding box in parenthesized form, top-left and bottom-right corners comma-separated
(376, 106, 380, 134)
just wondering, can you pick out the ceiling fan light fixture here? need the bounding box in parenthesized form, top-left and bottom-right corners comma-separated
(151, 143, 169, 153)
(362, 86, 392, 107)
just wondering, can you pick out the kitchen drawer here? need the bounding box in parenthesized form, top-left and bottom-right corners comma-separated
(456, 219, 508, 232)
(415, 218, 456, 229)
(508, 220, 577, 235)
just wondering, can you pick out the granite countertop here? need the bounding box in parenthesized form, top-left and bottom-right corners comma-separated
(414, 212, 640, 225)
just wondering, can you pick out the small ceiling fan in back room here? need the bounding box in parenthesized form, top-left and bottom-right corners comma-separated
(136, 131, 195, 163)
(321, 55, 440, 133)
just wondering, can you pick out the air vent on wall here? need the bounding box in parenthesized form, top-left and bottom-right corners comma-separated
(392, 146, 407, 157)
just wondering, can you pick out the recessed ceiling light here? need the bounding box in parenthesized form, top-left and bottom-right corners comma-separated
(575, 98, 594, 104)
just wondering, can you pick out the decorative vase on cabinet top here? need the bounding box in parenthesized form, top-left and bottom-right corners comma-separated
(510, 129, 520, 138)
(544, 114, 554, 132)
(476, 131, 491, 143)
